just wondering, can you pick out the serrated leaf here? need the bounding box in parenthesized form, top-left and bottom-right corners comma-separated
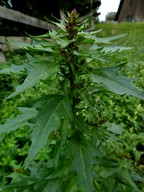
(74, 115, 89, 133)
(26, 44, 54, 52)
(102, 46, 133, 53)
(89, 44, 132, 53)
(65, 176, 78, 192)
(91, 64, 144, 100)
(121, 169, 139, 192)
(26, 53, 37, 62)
(74, 50, 107, 62)
(78, 32, 108, 44)
(133, 150, 141, 161)
(0, 174, 37, 191)
(78, 18, 90, 30)
(44, 179, 61, 192)
(78, 32, 127, 44)
(49, 29, 75, 48)
(46, 19, 66, 31)
(101, 177, 116, 192)
(26, 33, 50, 38)
(53, 22, 66, 31)
(26, 95, 72, 167)
(106, 123, 124, 135)
(0, 180, 33, 191)
(71, 139, 96, 192)
(56, 38, 75, 48)
(0, 64, 26, 74)
(47, 166, 69, 180)
(49, 29, 67, 39)
(100, 33, 127, 42)
(7, 57, 59, 99)
(0, 107, 38, 134)
(46, 158, 71, 180)
(8, 40, 54, 53)
(131, 171, 144, 182)
(99, 167, 117, 178)
(59, 118, 70, 146)
(89, 29, 103, 35)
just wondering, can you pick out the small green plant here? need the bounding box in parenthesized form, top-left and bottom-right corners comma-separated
(0, 9, 144, 191)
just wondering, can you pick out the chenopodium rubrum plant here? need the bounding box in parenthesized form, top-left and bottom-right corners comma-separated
(0, 9, 144, 192)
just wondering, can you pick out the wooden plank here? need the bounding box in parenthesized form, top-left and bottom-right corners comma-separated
(0, 6, 57, 30)
(0, 51, 6, 63)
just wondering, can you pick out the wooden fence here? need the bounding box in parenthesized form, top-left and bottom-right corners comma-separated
(0, 6, 57, 30)
(0, 5, 58, 62)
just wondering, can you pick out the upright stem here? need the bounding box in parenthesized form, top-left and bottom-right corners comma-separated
(64, 9, 80, 113)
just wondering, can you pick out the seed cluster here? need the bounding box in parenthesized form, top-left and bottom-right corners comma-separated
(66, 9, 79, 39)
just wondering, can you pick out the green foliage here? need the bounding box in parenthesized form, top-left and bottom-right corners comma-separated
(105, 12, 116, 22)
(26, 94, 72, 167)
(91, 63, 144, 99)
(0, 10, 144, 191)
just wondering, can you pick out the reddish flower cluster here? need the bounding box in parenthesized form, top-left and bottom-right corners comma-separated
(66, 9, 79, 39)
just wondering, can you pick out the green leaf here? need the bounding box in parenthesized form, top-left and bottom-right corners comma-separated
(78, 32, 127, 44)
(49, 29, 67, 39)
(46, 158, 71, 180)
(89, 44, 132, 54)
(100, 33, 127, 42)
(8, 40, 54, 53)
(99, 167, 117, 178)
(91, 64, 144, 100)
(70, 139, 96, 192)
(133, 150, 141, 161)
(59, 118, 70, 146)
(78, 18, 90, 30)
(89, 29, 103, 35)
(0, 64, 26, 74)
(65, 176, 78, 192)
(74, 50, 107, 62)
(56, 38, 75, 48)
(0, 107, 38, 134)
(102, 46, 133, 53)
(74, 115, 89, 134)
(48, 29, 75, 48)
(96, 177, 116, 192)
(51, 21, 66, 31)
(44, 179, 61, 192)
(0, 179, 34, 191)
(131, 171, 144, 182)
(26, 95, 72, 167)
(106, 122, 124, 135)
(47, 166, 69, 180)
(121, 169, 139, 192)
(7, 56, 59, 99)
(26, 33, 51, 39)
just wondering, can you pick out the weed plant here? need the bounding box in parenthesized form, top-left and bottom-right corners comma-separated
(0, 10, 144, 192)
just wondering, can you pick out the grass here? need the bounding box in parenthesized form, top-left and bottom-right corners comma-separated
(96, 22, 144, 63)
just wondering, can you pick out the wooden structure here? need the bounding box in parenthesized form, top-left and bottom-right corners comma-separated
(115, 0, 144, 22)
(0, 6, 58, 63)
(0, 6, 57, 30)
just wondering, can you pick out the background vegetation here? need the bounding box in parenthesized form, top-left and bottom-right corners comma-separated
(0, 21, 144, 191)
